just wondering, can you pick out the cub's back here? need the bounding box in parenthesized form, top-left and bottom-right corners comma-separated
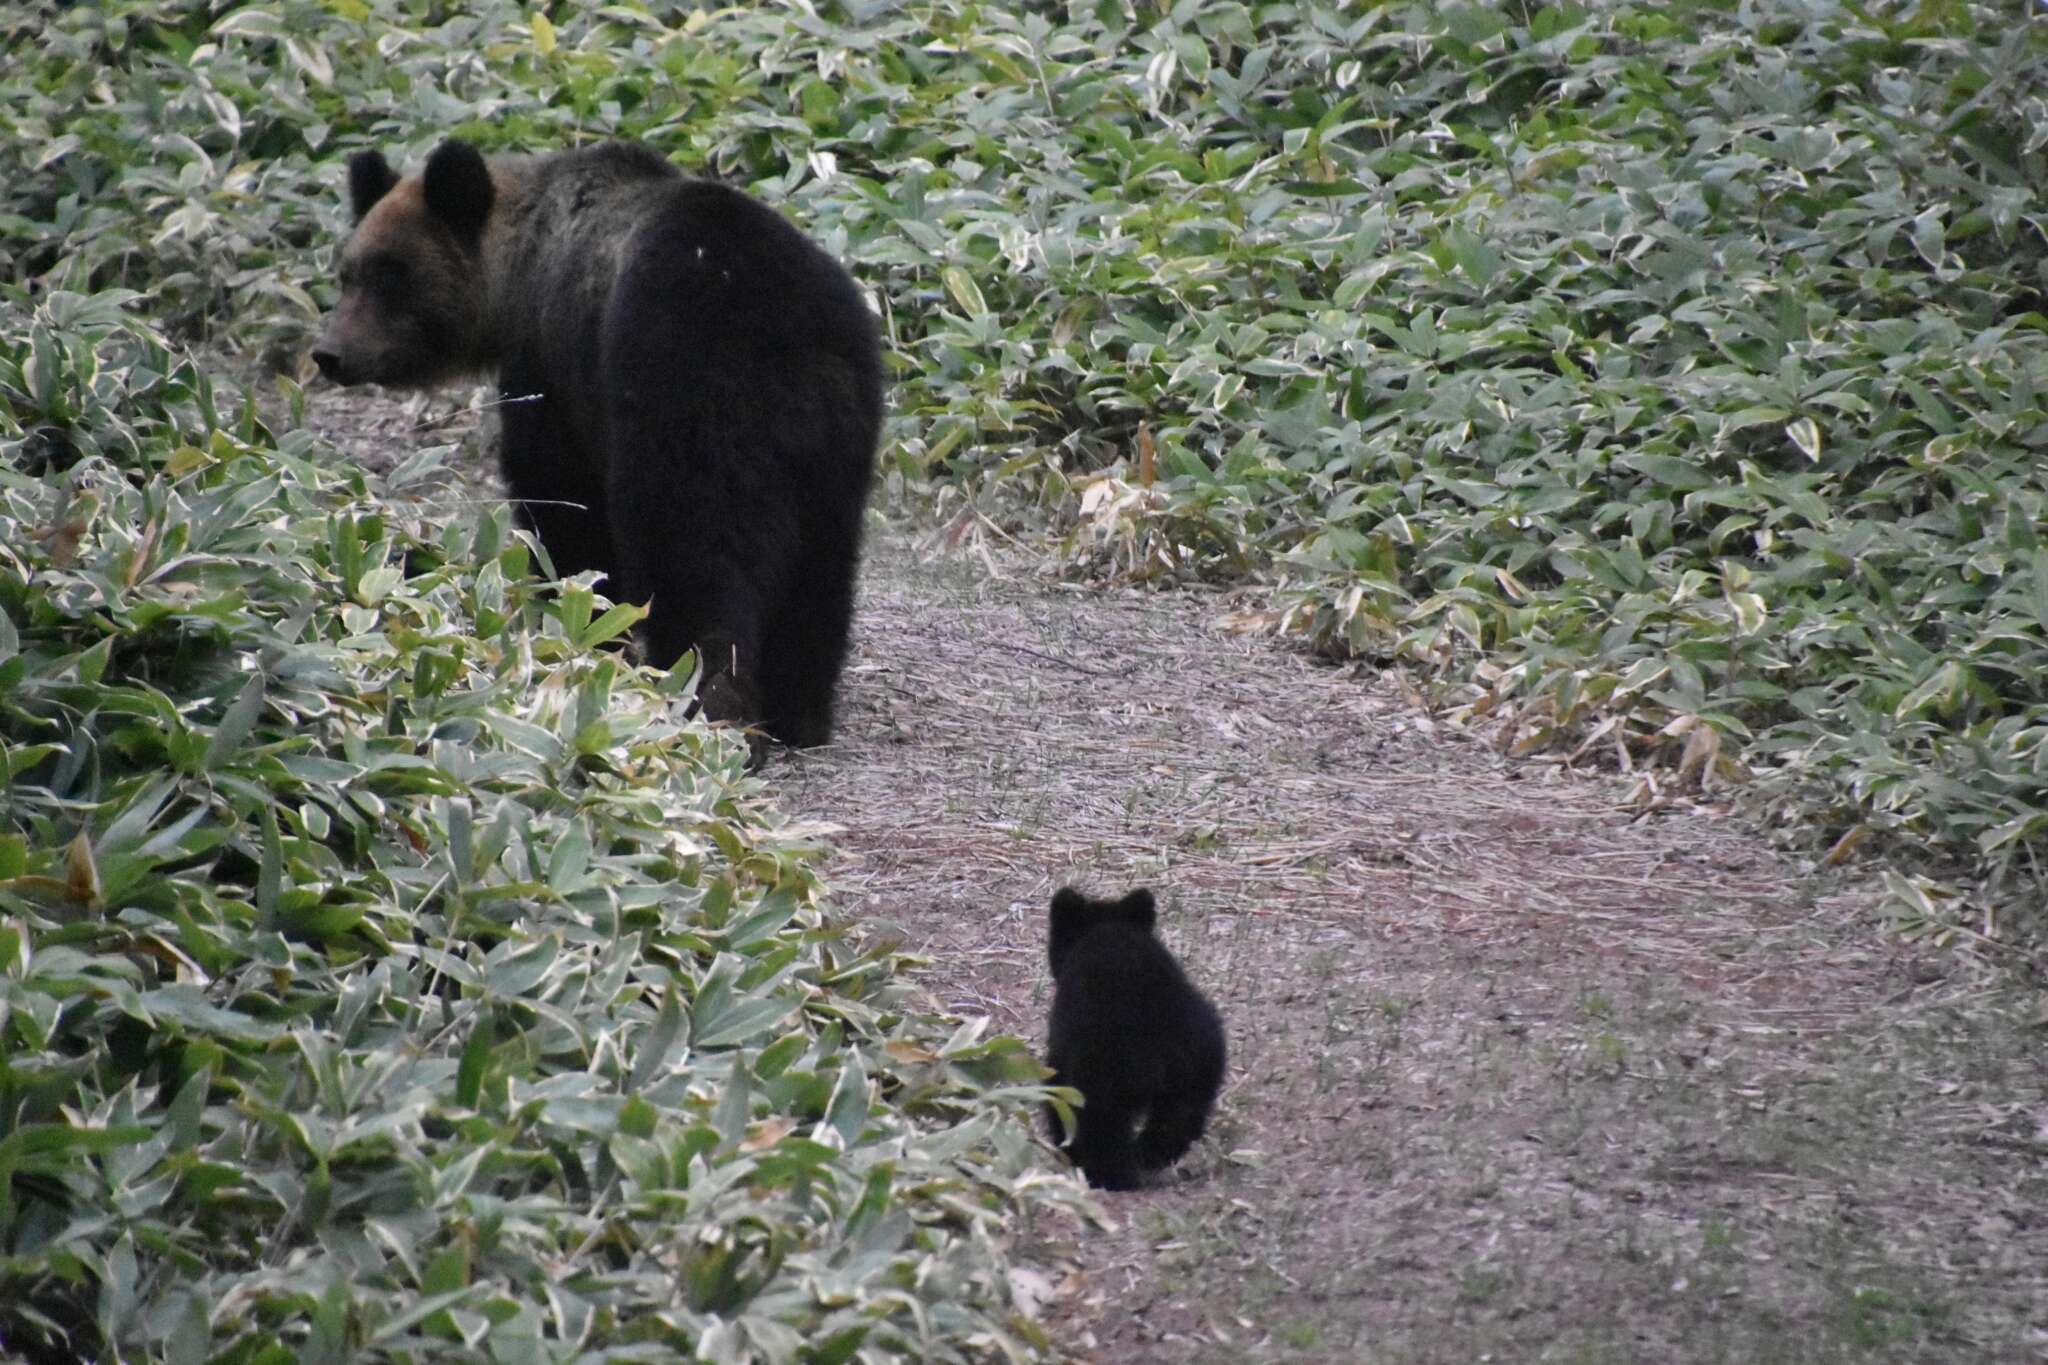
(1050, 923, 1219, 1042)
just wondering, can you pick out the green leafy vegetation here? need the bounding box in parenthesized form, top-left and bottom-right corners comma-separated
(3, 0, 2045, 1352)
(859, 0, 2048, 946)
(0, 292, 1071, 1360)
(13, 0, 2039, 942)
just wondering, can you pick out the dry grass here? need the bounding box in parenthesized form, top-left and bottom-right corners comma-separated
(771, 524, 2048, 1365)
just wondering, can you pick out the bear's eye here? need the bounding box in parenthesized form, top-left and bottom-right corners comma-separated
(366, 257, 410, 293)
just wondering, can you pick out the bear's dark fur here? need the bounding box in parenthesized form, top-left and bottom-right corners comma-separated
(1044, 886, 1226, 1190)
(314, 139, 883, 750)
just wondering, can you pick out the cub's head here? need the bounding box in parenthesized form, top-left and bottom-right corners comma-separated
(311, 139, 497, 388)
(1048, 886, 1157, 973)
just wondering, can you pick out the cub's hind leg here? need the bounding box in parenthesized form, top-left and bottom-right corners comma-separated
(1135, 1093, 1212, 1172)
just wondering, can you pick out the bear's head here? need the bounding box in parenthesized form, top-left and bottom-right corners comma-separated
(312, 140, 497, 388)
(1048, 886, 1157, 974)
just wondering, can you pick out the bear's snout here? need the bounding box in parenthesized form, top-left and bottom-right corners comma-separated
(312, 291, 403, 387)
(309, 346, 353, 384)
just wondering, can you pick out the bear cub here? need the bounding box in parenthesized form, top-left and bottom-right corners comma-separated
(314, 139, 883, 753)
(1044, 886, 1226, 1190)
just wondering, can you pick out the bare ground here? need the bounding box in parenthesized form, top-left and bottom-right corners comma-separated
(771, 529, 2048, 1365)
(302, 384, 2048, 1364)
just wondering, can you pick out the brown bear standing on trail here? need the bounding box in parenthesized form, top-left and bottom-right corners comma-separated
(313, 140, 883, 752)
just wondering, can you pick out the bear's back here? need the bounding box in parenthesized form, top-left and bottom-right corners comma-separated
(495, 144, 874, 377)
(1051, 924, 1219, 1043)
(499, 143, 679, 272)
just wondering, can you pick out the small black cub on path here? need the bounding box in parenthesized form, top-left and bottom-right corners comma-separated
(1045, 886, 1226, 1190)
(314, 139, 883, 752)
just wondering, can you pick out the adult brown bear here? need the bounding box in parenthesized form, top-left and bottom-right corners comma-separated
(314, 140, 883, 751)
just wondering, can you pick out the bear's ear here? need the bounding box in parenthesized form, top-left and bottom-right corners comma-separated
(347, 151, 398, 221)
(1047, 887, 1092, 966)
(1118, 888, 1157, 931)
(422, 140, 495, 246)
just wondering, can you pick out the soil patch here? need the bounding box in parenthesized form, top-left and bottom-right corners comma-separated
(772, 530, 2048, 1365)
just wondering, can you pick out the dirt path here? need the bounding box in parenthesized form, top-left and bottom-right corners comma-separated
(772, 529, 2048, 1365)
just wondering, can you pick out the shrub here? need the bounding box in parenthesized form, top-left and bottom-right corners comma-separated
(0, 291, 1072, 1363)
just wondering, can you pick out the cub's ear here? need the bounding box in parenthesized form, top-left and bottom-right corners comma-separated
(422, 139, 495, 246)
(347, 151, 398, 221)
(1118, 888, 1157, 931)
(1047, 888, 1091, 971)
